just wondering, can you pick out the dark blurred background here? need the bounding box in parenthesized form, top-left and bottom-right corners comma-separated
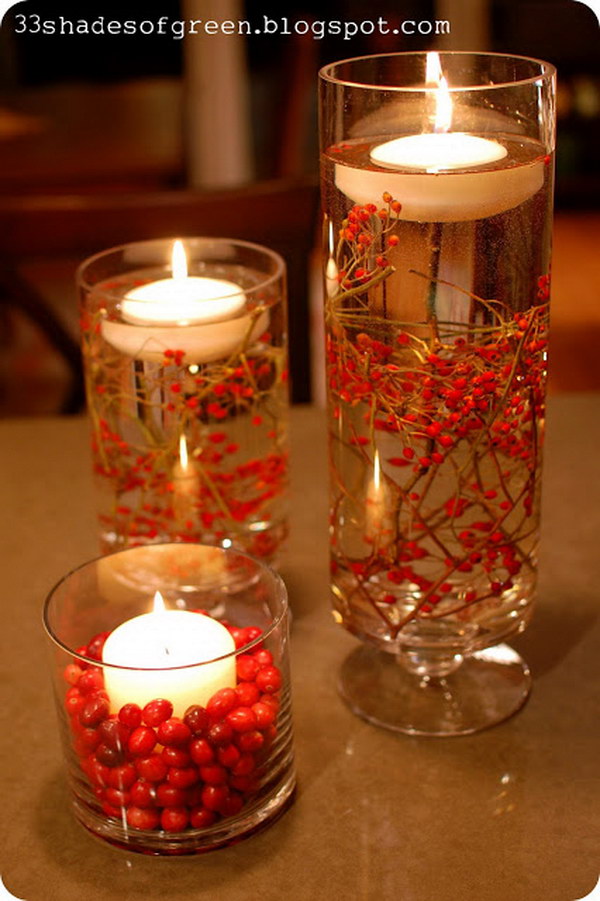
(0, 0, 598, 414)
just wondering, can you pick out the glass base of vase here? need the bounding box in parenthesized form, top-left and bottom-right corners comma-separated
(338, 642, 531, 737)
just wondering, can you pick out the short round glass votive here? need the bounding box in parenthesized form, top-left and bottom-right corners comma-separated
(43, 543, 296, 855)
(78, 238, 289, 565)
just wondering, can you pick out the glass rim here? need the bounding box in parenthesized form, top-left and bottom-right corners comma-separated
(76, 236, 286, 301)
(42, 542, 289, 673)
(319, 50, 556, 93)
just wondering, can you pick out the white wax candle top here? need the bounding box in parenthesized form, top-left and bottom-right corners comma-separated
(101, 600, 237, 714)
(370, 132, 508, 172)
(122, 276, 246, 326)
(102, 609, 235, 668)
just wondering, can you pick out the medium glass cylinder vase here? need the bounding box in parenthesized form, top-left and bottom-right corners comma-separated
(319, 52, 555, 735)
(78, 238, 289, 565)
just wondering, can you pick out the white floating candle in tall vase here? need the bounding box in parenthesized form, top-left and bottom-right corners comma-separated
(102, 240, 269, 363)
(334, 52, 544, 222)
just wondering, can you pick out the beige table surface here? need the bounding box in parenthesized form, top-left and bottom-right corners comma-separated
(0, 400, 599, 901)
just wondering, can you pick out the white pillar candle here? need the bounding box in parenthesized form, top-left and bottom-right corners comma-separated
(334, 55, 544, 222)
(102, 240, 269, 363)
(102, 592, 236, 716)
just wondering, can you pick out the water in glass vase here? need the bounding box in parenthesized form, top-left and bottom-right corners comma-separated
(322, 135, 553, 656)
(81, 270, 289, 564)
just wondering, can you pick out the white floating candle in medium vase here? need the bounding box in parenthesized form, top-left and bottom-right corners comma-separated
(102, 240, 269, 363)
(102, 591, 236, 717)
(334, 55, 544, 222)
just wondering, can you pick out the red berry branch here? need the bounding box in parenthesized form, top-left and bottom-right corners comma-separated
(325, 194, 549, 639)
(81, 297, 289, 562)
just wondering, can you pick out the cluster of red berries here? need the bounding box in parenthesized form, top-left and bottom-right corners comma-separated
(63, 623, 283, 833)
(327, 291, 549, 621)
(335, 195, 402, 290)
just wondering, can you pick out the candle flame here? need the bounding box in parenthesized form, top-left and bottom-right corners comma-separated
(425, 51, 443, 85)
(425, 51, 452, 134)
(373, 450, 381, 493)
(178, 433, 189, 471)
(152, 590, 166, 614)
(171, 240, 188, 280)
(434, 76, 452, 133)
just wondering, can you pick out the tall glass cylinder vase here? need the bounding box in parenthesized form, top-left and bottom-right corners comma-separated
(78, 239, 289, 565)
(319, 52, 555, 735)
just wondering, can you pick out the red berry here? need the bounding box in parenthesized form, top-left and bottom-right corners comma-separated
(101, 801, 121, 819)
(130, 781, 156, 808)
(244, 626, 263, 646)
(167, 767, 199, 789)
(128, 726, 157, 757)
(157, 718, 192, 747)
(255, 666, 282, 694)
(118, 704, 142, 729)
(63, 664, 83, 685)
(74, 728, 101, 753)
(217, 744, 241, 769)
(206, 688, 237, 721)
(228, 627, 249, 649)
(136, 755, 168, 783)
(201, 785, 228, 812)
(259, 694, 279, 712)
(221, 792, 244, 817)
(86, 631, 110, 661)
(232, 754, 256, 777)
(207, 722, 233, 747)
(189, 806, 217, 829)
(161, 746, 191, 768)
(104, 787, 130, 808)
(161, 807, 189, 833)
(98, 718, 130, 751)
(65, 689, 85, 718)
(236, 730, 264, 753)
(235, 682, 260, 707)
(142, 699, 173, 727)
(183, 705, 209, 736)
(96, 743, 123, 767)
(199, 764, 227, 785)
(189, 738, 215, 767)
(229, 775, 256, 794)
(252, 649, 273, 668)
(226, 707, 258, 733)
(77, 669, 104, 695)
(252, 702, 276, 729)
(236, 656, 259, 682)
(84, 756, 110, 788)
(126, 807, 160, 831)
(155, 783, 187, 808)
(107, 763, 137, 790)
(79, 696, 109, 728)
